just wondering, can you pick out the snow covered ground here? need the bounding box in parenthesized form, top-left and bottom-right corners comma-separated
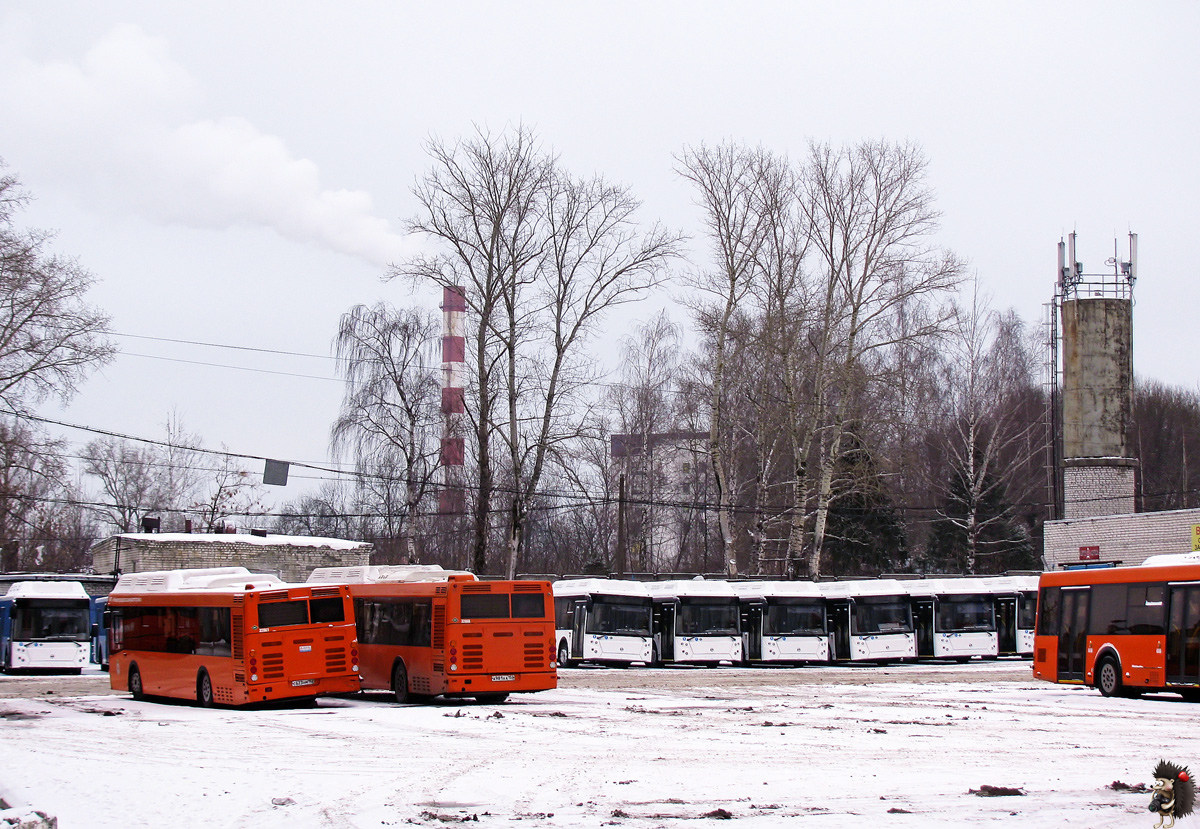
(0, 663, 1187, 827)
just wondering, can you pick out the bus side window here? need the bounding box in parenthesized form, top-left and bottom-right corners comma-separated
(1127, 584, 1166, 635)
(411, 602, 432, 647)
(1037, 588, 1060, 636)
(1089, 584, 1129, 635)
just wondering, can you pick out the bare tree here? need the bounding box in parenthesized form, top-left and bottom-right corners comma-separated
(0, 165, 115, 413)
(396, 125, 551, 574)
(331, 302, 442, 562)
(0, 418, 80, 569)
(191, 452, 267, 533)
(399, 126, 681, 576)
(82, 437, 166, 533)
(926, 284, 1045, 573)
(676, 142, 771, 576)
(498, 167, 682, 578)
(794, 140, 964, 578)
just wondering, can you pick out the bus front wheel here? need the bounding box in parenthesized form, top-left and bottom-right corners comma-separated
(392, 661, 410, 704)
(197, 670, 214, 708)
(1096, 656, 1124, 698)
(557, 643, 571, 668)
(128, 665, 145, 701)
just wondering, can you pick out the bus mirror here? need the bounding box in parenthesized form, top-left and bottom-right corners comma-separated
(91, 624, 99, 637)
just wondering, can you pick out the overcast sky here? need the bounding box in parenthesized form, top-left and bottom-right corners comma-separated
(1, 3, 1196, 504)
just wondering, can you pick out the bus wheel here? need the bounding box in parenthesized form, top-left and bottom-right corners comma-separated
(557, 643, 570, 668)
(650, 644, 661, 668)
(1180, 688, 1200, 703)
(197, 671, 214, 708)
(1096, 656, 1124, 698)
(128, 665, 145, 701)
(392, 661, 410, 704)
(474, 693, 508, 704)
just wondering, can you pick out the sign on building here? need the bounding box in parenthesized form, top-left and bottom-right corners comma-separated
(1079, 545, 1100, 561)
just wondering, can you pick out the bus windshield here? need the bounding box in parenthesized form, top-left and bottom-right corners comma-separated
(678, 600, 739, 636)
(854, 598, 910, 634)
(764, 602, 825, 636)
(586, 598, 651, 636)
(15, 601, 91, 642)
(936, 596, 994, 632)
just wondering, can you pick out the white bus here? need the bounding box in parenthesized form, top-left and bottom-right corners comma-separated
(819, 579, 916, 663)
(733, 581, 829, 665)
(645, 580, 743, 666)
(552, 579, 653, 667)
(0, 581, 92, 673)
(978, 575, 1039, 657)
(903, 578, 998, 661)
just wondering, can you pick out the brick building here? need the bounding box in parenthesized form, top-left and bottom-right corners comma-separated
(1043, 507, 1200, 570)
(90, 533, 372, 584)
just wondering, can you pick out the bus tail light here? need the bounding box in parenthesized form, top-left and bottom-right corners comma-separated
(249, 656, 258, 682)
(351, 647, 359, 672)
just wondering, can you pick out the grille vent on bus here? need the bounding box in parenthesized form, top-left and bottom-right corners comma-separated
(214, 685, 234, 705)
(259, 590, 289, 602)
(232, 595, 243, 605)
(324, 633, 348, 673)
(461, 584, 493, 593)
(262, 650, 285, 680)
(432, 606, 446, 648)
(310, 587, 342, 599)
(524, 640, 547, 669)
(1149, 671, 1162, 686)
(512, 583, 541, 593)
(232, 614, 244, 659)
(462, 643, 484, 670)
(436, 586, 447, 596)
(412, 676, 433, 694)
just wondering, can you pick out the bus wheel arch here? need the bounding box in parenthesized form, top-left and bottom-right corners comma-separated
(197, 669, 214, 708)
(1094, 652, 1124, 698)
(128, 663, 145, 700)
(391, 659, 410, 704)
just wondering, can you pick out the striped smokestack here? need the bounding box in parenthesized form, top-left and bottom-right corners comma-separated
(439, 285, 467, 515)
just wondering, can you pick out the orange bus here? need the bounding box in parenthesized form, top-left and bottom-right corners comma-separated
(1033, 553, 1200, 700)
(108, 567, 360, 706)
(307, 565, 557, 704)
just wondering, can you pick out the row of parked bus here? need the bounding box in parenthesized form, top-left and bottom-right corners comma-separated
(552, 575, 1039, 667)
(2, 565, 559, 708)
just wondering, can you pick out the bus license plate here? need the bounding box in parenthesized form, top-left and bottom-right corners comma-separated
(491, 674, 516, 682)
(291, 679, 317, 687)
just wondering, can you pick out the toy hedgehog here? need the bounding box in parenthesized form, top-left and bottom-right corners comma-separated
(1150, 760, 1195, 829)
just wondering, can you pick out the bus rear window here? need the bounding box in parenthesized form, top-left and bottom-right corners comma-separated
(310, 597, 345, 623)
(461, 594, 510, 619)
(258, 600, 308, 628)
(511, 593, 545, 619)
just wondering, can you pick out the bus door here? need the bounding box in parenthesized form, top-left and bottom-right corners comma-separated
(995, 596, 1017, 656)
(653, 601, 676, 662)
(828, 601, 851, 660)
(571, 599, 587, 658)
(1057, 587, 1089, 682)
(743, 601, 764, 661)
(912, 598, 935, 657)
(1167, 584, 1200, 685)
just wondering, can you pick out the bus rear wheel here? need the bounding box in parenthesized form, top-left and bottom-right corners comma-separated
(1096, 656, 1124, 698)
(197, 671, 214, 708)
(128, 665, 145, 701)
(392, 661, 410, 704)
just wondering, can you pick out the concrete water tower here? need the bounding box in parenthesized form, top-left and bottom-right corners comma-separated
(1054, 232, 1137, 519)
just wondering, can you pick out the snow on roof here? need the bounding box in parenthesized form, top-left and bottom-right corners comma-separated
(551, 578, 651, 599)
(112, 567, 287, 594)
(975, 575, 1040, 592)
(900, 577, 996, 597)
(110, 533, 370, 551)
(817, 579, 908, 599)
(642, 579, 739, 599)
(2, 580, 89, 600)
(307, 565, 476, 584)
(729, 580, 822, 599)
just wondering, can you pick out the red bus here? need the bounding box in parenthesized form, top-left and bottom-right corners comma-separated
(1033, 553, 1200, 700)
(108, 567, 360, 706)
(307, 565, 557, 704)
